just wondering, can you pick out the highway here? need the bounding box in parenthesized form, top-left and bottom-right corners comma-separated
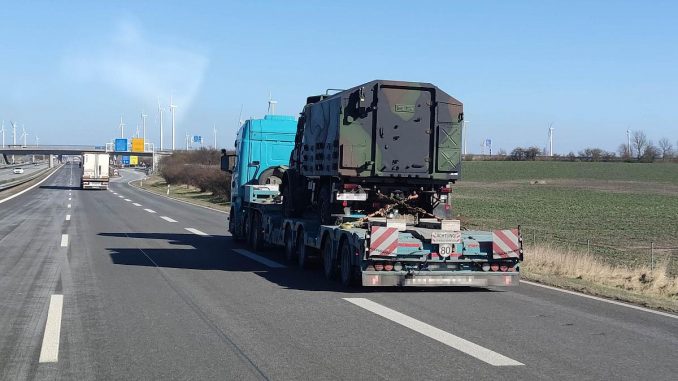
(1, 164, 677, 380)
(0, 162, 48, 183)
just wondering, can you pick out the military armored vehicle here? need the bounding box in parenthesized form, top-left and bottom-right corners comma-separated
(281, 80, 464, 224)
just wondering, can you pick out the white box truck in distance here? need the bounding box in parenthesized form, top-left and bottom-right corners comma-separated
(81, 153, 110, 190)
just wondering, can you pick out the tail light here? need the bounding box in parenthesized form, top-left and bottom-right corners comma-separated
(374, 263, 384, 271)
(393, 262, 403, 271)
(490, 263, 500, 272)
(343, 183, 359, 190)
(384, 262, 394, 271)
(499, 264, 509, 272)
(482, 263, 490, 272)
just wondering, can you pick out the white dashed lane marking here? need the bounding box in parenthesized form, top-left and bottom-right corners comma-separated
(38, 294, 64, 363)
(160, 216, 177, 223)
(132, 203, 142, 206)
(144, 209, 156, 213)
(232, 249, 287, 269)
(185, 227, 209, 236)
(65, 214, 71, 221)
(124, 199, 131, 202)
(60, 234, 69, 247)
(343, 298, 524, 367)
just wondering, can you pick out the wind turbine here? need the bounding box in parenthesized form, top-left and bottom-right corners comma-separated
(169, 95, 177, 151)
(548, 122, 554, 157)
(268, 92, 277, 115)
(35, 135, 39, 147)
(21, 125, 29, 147)
(1, 121, 5, 148)
(119, 116, 126, 138)
(141, 111, 147, 145)
(158, 98, 164, 150)
(213, 124, 217, 149)
(11, 121, 17, 146)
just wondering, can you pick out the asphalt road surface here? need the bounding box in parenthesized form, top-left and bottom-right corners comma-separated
(1, 165, 677, 380)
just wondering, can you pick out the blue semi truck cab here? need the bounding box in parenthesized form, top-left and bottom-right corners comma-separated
(225, 115, 297, 240)
(223, 115, 523, 287)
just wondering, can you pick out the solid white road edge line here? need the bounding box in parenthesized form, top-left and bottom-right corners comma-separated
(65, 214, 71, 221)
(0, 165, 63, 204)
(160, 216, 177, 223)
(60, 234, 69, 247)
(132, 203, 142, 206)
(126, 177, 228, 214)
(38, 294, 64, 363)
(344, 298, 524, 367)
(144, 209, 156, 213)
(185, 227, 209, 236)
(520, 280, 678, 320)
(232, 249, 286, 269)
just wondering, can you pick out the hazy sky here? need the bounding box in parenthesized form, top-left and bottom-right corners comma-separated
(1, 0, 677, 154)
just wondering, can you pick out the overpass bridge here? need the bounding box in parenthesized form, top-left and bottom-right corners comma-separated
(0, 144, 173, 168)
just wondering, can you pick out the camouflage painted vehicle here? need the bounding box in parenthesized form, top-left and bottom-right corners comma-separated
(282, 80, 464, 223)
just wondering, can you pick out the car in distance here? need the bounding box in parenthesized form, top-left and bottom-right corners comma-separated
(13, 168, 24, 174)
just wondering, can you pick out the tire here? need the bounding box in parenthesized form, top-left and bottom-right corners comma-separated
(296, 229, 308, 269)
(284, 226, 295, 263)
(250, 213, 263, 252)
(258, 166, 285, 185)
(322, 238, 337, 280)
(340, 241, 357, 287)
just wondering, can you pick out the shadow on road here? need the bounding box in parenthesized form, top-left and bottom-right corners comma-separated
(99, 232, 495, 294)
(40, 185, 81, 190)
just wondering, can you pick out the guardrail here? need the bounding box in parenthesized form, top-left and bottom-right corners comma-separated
(0, 166, 54, 192)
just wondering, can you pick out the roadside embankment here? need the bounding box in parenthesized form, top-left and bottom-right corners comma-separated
(522, 244, 678, 313)
(129, 174, 230, 212)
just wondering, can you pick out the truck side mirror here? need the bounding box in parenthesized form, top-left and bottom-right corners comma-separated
(220, 154, 236, 173)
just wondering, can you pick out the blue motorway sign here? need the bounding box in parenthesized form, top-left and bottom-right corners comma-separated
(121, 156, 130, 165)
(115, 138, 128, 152)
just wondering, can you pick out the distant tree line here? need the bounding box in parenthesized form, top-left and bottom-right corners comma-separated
(490, 130, 676, 162)
(159, 148, 232, 198)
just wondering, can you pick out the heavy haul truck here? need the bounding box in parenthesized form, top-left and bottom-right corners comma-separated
(222, 80, 522, 286)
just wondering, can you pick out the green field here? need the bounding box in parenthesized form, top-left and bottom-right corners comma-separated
(453, 161, 678, 273)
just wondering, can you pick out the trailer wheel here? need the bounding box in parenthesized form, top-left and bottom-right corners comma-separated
(340, 241, 357, 287)
(296, 229, 309, 269)
(284, 226, 295, 263)
(322, 237, 337, 280)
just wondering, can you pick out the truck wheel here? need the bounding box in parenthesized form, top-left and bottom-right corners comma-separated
(340, 241, 357, 287)
(250, 213, 262, 252)
(322, 238, 337, 280)
(296, 229, 308, 269)
(284, 226, 295, 263)
(229, 209, 244, 242)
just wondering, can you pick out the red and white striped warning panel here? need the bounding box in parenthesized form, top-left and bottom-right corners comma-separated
(492, 229, 521, 259)
(369, 226, 399, 256)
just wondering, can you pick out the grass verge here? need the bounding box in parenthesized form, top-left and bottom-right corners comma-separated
(129, 174, 230, 212)
(523, 244, 678, 313)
